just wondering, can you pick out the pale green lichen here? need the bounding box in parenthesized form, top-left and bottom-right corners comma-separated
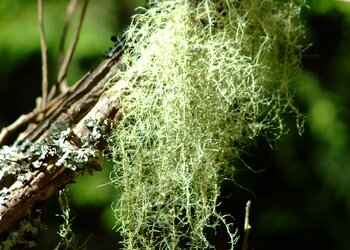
(0, 213, 44, 249)
(109, 0, 304, 249)
(54, 189, 78, 250)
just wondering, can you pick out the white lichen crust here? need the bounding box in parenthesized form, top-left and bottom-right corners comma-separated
(110, 0, 304, 249)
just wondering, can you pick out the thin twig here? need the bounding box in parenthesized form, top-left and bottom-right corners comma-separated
(0, 113, 38, 145)
(48, 0, 78, 101)
(0, 92, 68, 145)
(242, 200, 252, 250)
(37, 0, 49, 109)
(59, 0, 78, 68)
(56, 0, 90, 85)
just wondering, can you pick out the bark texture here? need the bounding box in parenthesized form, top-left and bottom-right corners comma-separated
(0, 48, 124, 236)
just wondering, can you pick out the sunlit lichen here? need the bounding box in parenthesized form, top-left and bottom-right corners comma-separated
(109, 0, 304, 248)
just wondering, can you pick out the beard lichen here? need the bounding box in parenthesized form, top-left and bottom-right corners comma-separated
(109, 0, 304, 249)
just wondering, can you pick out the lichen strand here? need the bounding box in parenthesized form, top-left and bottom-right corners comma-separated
(110, 0, 304, 249)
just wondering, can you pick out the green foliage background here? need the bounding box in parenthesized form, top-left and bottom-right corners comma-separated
(1, 0, 350, 249)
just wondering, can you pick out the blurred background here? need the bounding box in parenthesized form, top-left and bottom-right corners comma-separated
(1, 0, 350, 249)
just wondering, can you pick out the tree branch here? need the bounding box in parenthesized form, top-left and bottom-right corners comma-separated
(58, 0, 78, 68)
(48, 0, 79, 101)
(37, 0, 49, 109)
(56, 0, 90, 86)
(0, 47, 125, 236)
(242, 200, 252, 250)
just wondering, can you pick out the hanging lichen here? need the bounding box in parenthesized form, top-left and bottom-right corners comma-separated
(109, 0, 304, 249)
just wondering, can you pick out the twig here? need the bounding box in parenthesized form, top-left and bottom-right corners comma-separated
(242, 200, 252, 250)
(59, 0, 78, 68)
(0, 46, 125, 235)
(18, 47, 122, 147)
(0, 92, 69, 145)
(48, 0, 78, 101)
(37, 0, 49, 109)
(56, 0, 90, 85)
(0, 113, 38, 145)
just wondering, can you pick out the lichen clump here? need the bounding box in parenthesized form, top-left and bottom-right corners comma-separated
(110, 0, 303, 249)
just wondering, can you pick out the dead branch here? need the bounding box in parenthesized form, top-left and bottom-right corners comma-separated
(48, 0, 79, 101)
(58, 0, 78, 68)
(0, 47, 125, 236)
(57, 0, 90, 86)
(37, 0, 49, 108)
(0, 93, 69, 145)
(242, 200, 252, 250)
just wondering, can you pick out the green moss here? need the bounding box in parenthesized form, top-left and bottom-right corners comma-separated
(109, 0, 304, 248)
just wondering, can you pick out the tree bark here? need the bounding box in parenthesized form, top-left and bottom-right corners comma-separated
(0, 47, 125, 236)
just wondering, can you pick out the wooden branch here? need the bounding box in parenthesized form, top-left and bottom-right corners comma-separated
(48, 0, 79, 101)
(0, 47, 125, 236)
(18, 43, 122, 146)
(37, 0, 49, 108)
(0, 93, 68, 145)
(58, 0, 78, 68)
(0, 112, 39, 146)
(242, 200, 252, 250)
(57, 0, 90, 85)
